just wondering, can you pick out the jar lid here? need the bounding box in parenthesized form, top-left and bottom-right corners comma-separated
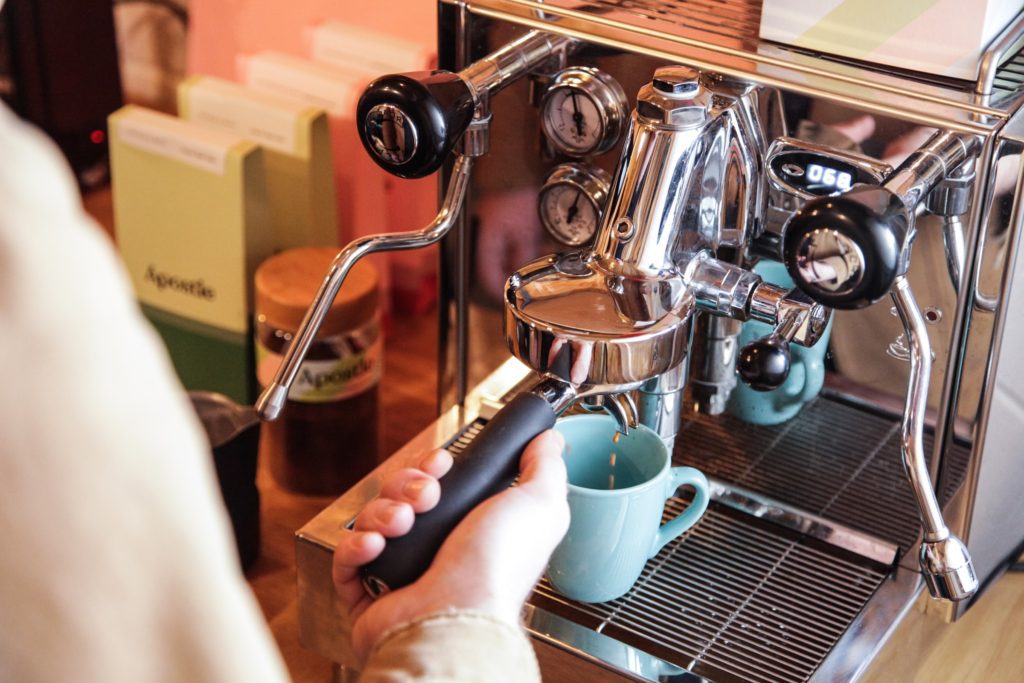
(255, 247, 379, 337)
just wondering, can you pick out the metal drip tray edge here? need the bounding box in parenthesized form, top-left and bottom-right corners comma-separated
(525, 605, 711, 682)
(708, 479, 900, 568)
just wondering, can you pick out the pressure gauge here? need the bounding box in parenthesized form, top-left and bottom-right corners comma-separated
(538, 163, 612, 246)
(541, 67, 628, 157)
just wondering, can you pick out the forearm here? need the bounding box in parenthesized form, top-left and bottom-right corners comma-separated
(359, 610, 541, 683)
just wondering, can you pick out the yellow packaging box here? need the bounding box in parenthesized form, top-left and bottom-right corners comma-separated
(177, 75, 338, 250)
(109, 105, 273, 403)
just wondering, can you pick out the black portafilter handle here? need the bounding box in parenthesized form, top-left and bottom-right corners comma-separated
(356, 71, 476, 179)
(360, 392, 558, 596)
(737, 335, 791, 391)
(782, 185, 910, 310)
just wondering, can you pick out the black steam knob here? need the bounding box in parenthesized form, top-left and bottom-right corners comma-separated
(356, 71, 476, 179)
(737, 335, 791, 391)
(782, 186, 909, 310)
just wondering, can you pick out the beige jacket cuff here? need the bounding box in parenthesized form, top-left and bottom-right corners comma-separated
(359, 610, 541, 683)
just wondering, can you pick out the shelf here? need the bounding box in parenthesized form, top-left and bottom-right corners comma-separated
(455, 0, 1024, 132)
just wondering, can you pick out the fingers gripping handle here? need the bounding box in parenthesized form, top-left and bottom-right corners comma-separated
(360, 393, 557, 596)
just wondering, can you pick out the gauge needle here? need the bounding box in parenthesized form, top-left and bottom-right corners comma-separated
(566, 190, 582, 224)
(570, 92, 585, 138)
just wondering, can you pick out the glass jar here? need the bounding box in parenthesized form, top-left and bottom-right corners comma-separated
(255, 248, 381, 495)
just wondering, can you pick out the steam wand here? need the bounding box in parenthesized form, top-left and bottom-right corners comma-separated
(255, 155, 473, 421)
(892, 277, 977, 601)
(782, 130, 981, 601)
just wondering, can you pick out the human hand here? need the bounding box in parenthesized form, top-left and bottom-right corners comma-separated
(332, 429, 570, 663)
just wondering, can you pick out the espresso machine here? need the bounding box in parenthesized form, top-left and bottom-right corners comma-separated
(258, 2, 1024, 680)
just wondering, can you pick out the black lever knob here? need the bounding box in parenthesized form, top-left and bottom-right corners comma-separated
(782, 186, 909, 310)
(356, 71, 476, 179)
(737, 335, 791, 391)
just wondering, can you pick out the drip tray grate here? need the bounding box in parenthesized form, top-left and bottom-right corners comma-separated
(529, 503, 887, 683)
(445, 396, 969, 682)
(678, 396, 970, 553)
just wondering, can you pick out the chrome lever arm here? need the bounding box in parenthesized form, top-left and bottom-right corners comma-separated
(891, 276, 978, 602)
(256, 155, 473, 421)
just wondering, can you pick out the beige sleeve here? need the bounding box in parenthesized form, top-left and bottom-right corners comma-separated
(359, 611, 542, 683)
(0, 104, 289, 682)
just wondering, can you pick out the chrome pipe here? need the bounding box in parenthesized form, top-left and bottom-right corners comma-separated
(891, 276, 978, 602)
(460, 30, 575, 102)
(886, 132, 980, 210)
(256, 155, 473, 421)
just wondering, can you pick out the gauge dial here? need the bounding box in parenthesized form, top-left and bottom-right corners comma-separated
(538, 163, 612, 246)
(541, 67, 627, 157)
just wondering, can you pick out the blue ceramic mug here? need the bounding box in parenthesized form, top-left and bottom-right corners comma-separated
(547, 414, 710, 603)
(727, 260, 834, 425)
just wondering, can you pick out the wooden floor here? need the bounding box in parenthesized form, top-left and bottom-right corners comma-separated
(83, 188, 1024, 682)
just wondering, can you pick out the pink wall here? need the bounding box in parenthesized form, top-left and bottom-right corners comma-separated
(187, 1, 441, 317)
(187, 0, 437, 80)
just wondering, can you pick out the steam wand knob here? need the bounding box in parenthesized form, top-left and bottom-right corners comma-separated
(356, 31, 574, 178)
(781, 131, 979, 310)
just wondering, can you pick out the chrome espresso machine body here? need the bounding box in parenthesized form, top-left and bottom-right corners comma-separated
(278, 2, 1024, 681)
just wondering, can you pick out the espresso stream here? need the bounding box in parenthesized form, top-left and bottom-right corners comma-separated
(568, 432, 647, 491)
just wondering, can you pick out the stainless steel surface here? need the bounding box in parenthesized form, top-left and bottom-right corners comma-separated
(940, 215, 967, 293)
(458, 112, 492, 157)
(452, 0, 1024, 129)
(685, 256, 762, 321)
(765, 137, 892, 235)
(687, 314, 740, 416)
(580, 391, 639, 435)
(926, 160, 975, 293)
(529, 500, 890, 683)
(919, 536, 978, 603)
(891, 277, 978, 601)
(976, 9, 1024, 97)
(593, 70, 765, 274)
(638, 364, 688, 443)
(885, 132, 979, 211)
(706, 478, 899, 567)
(254, 154, 473, 421)
(460, 29, 575, 102)
(504, 250, 694, 387)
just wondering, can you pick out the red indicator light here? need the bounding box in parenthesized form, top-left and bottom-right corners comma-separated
(90, 129, 106, 145)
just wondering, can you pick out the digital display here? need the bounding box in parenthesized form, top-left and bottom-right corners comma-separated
(806, 163, 853, 191)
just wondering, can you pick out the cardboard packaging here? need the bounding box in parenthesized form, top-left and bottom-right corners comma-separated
(759, 0, 1023, 81)
(109, 105, 272, 404)
(306, 20, 440, 314)
(177, 75, 338, 250)
(238, 50, 394, 319)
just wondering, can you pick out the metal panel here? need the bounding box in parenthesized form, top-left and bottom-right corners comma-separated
(448, 0, 1024, 130)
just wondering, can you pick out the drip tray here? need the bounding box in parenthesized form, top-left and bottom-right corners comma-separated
(528, 503, 887, 683)
(443, 394, 960, 682)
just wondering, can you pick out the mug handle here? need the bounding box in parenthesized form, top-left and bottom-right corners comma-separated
(649, 467, 710, 557)
(798, 357, 825, 404)
(778, 361, 805, 401)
